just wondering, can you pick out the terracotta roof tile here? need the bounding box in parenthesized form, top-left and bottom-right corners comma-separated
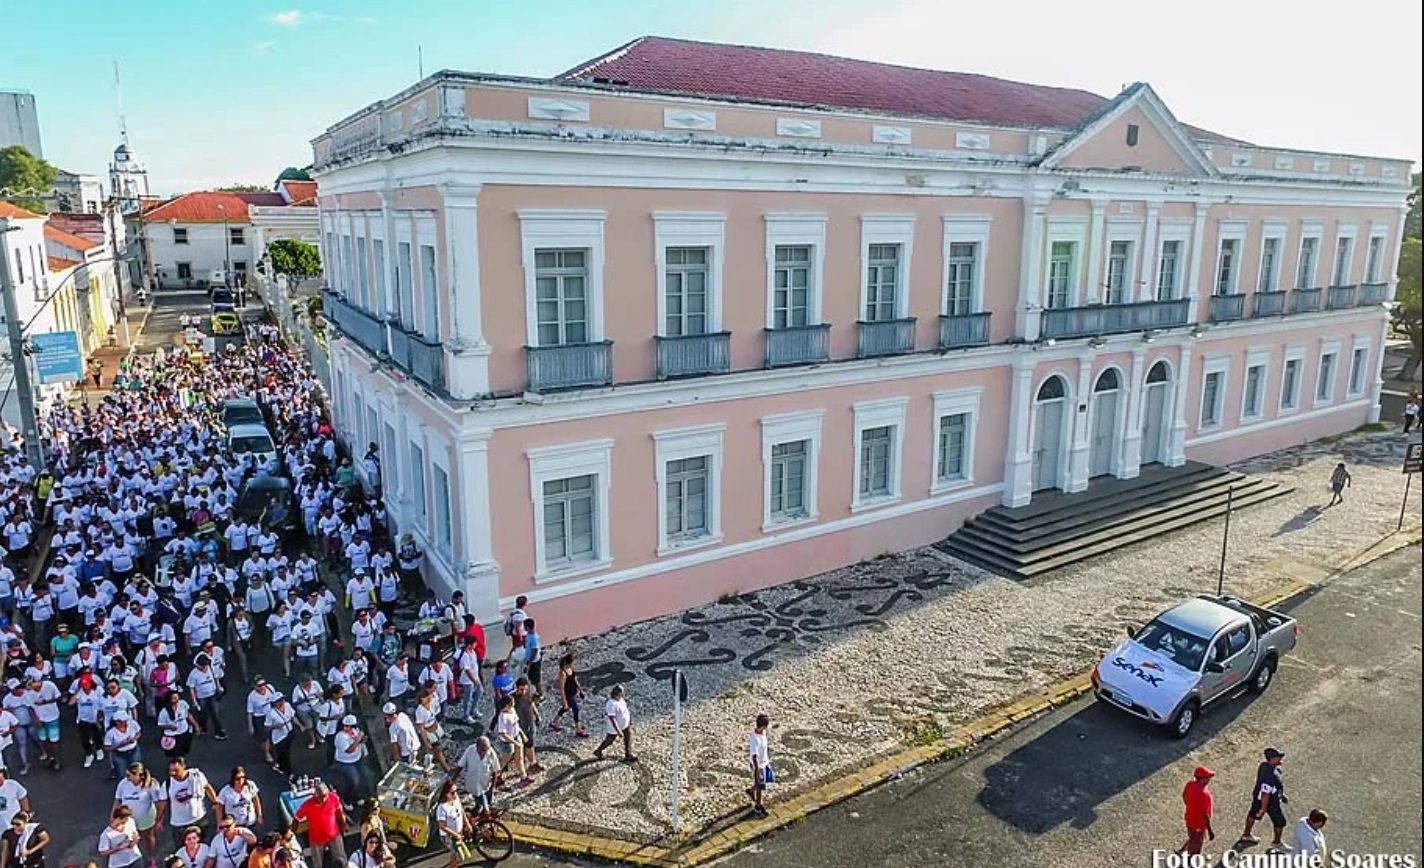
(558, 37, 1111, 130)
(48, 256, 81, 271)
(279, 180, 318, 204)
(142, 191, 283, 224)
(44, 223, 104, 252)
(0, 201, 43, 220)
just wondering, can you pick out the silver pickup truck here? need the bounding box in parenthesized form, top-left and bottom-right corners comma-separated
(1092, 594, 1299, 738)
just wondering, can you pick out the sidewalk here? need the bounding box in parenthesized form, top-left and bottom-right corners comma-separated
(446, 429, 1420, 859)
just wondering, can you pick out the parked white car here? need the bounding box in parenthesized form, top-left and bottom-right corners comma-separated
(227, 422, 278, 467)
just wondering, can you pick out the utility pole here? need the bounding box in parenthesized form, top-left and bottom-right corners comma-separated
(107, 200, 130, 345)
(0, 219, 46, 471)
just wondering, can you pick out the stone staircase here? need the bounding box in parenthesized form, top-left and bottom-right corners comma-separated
(939, 461, 1293, 579)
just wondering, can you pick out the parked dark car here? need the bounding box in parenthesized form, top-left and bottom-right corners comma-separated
(235, 475, 296, 532)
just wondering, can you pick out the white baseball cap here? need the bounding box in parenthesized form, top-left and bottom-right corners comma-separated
(381, 702, 397, 715)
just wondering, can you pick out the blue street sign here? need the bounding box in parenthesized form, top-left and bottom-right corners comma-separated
(31, 331, 84, 384)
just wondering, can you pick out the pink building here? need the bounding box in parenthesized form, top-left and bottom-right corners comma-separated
(310, 37, 1411, 640)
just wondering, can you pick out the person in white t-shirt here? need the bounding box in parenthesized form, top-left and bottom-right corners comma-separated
(747, 713, 772, 815)
(593, 685, 636, 763)
(185, 654, 227, 739)
(112, 762, 163, 864)
(1292, 810, 1328, 861)
(0, 767, 29, 829)
(382, 703, 419, 765)
(331, 715, 368, 806)
(96, 805, 144, 868)
(163, 757, 217, 848)
(263, 695, 297, 775)
(434, 779, 467, 868)
(208, 815, 257, 868)
(170, 823, 211, 868)
(215, 766, 263, 828)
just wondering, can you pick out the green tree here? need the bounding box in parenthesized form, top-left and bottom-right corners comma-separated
(215, 183, 269, 193)
(0, 145, 59, 213)
(268, 238, 322, 278)
(1396, 237, 1422, 380)
(275, 166, 312, 183)
(1407, 173, 1422, 240)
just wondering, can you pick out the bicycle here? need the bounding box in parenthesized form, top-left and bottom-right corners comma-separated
(461, 806, 514, 863)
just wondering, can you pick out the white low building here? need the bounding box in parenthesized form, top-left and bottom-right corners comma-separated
(142, 191, 286, 288)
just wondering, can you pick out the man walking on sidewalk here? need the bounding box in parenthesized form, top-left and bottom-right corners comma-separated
(747, 713, 773, 817)
(1326, 463, 1352, 509)
(1239, 747, 1289, 852)
(1403, 391, 1419, 434)
(593, 685, 636, 763)
(1179, 766, 1215, 856)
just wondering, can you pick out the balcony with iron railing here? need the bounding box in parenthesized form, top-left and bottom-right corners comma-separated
(856, 318, 917, 358)
(321, 289, 387, 357)
(1327, 284, 1358, 309)
(1251, 290, 1288, 318)
(526, 341, 614, 392)
(1359, 282, 1389, 305)
(765, 324, 831, 368)
(1208, 293, 1247, 323)
(656, 331, 731, 379)
(938, 312, 992, 349)
(1290, 287, 1323, 313)
(1039, 298, 1191, 340)
(388, 323, 448, 393)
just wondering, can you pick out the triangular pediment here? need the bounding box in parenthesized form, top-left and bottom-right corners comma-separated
(1039, 83, 1218, 178)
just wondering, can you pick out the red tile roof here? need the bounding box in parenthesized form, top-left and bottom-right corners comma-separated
(44, 223, 103, 252)
(558, 37, 1112, 130)
(47, 213, 107, 245)
(0, 201, 42, 220)
(279, 180, 318, 204)
(48, 256, 80, 272)
(142, 190, 286, 224)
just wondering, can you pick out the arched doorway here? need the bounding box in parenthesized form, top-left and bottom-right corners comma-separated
(1032, 375, 1069, 491)
(1141, 361, 1171, 465)
(1089, 368, 1121, 478)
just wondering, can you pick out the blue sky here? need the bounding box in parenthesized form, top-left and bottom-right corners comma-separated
(4, 0, 1419, 195)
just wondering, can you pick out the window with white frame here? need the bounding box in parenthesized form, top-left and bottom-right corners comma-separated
(932, 388, 982, 492)
(351, 391, 366, 448)
(174, 227, 189, 245)
(409, 442, 428, 522)
(528, 439, 613, 578)
(432, 464, 453, 556)
(1047, 240, 1077, 309)
(1258, 232, 1283, 293)
(1331, 234, 1354, 286)
(1280, 347, 1304, 411)
(860, 214, 915, 322)
(1215, 238, 1241, 295)
(1295, 232, 1321, 288)
(655, 212, 724, 339)
(1364, 234, 1386, 283)
(653, 423, 724, 554)
(1105, 239, 1133, 304)
(761, 411, 823, 529)
(1242, 350, 1269, 421)
(864, 244, 901, 321)
(852, 398, 907, 509)
(765, 213, 825, 329)
(1200, 359, 1229, 428)
(942, 215, 990, 316)
(521, 210, 606, 347)
(534, 249, 590, 345)
(382, 421, 400, 496)
(340, 235, 355, 296)
(1157, 238, 1183, 300)
(229, 227, 245, 246)
(1347, 343, 1369, 397)
(1315, 345, 1338, 405)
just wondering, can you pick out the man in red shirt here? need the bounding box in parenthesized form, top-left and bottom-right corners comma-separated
(294, 780, 347, 867)
(1179, 766, 1216, 856)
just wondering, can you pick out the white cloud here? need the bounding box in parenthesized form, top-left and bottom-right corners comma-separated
(268, 9, 302, 27)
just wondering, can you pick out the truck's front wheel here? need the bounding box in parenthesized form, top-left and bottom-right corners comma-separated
(1169, 700, 1199, 739)
(1249, 657, 1277, 695)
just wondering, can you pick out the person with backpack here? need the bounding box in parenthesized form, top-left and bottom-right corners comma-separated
(503, 597, 528, 663)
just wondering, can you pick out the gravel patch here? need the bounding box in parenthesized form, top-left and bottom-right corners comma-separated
(446, 431, 1417, 840)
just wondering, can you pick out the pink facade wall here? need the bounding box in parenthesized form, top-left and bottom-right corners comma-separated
(1058, 106, 1195, 174)
(476, 185, 1023, 395)
(486, 364, 1011, 603)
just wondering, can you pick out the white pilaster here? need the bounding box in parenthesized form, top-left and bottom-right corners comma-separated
(1387, 205, 1408, 302)
(1067, 352, 1094, 492)
(1083, 201, 1108, 305)
(440, 183, 490, 400)
(1119, 346, 1148, 477)
(1184, 202, 1210, 322)
(1140, 204, 1162, 302)
(1369, 317, 1390, 423)
(1002, 356, 1038, 507)
(1016, 193, 1049, 341)
(1167, 343, 1194, 466)
(457, 428, 501, 624)
(379, 190, 400, 320)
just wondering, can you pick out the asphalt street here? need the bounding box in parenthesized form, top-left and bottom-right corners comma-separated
(720, 546, 1422, 868)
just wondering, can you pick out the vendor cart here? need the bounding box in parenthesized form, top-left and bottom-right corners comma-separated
(375, 761, 445, 848)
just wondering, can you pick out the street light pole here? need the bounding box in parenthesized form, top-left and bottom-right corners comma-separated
(0, 219, 46, 472)
(219, 204, 232, 288)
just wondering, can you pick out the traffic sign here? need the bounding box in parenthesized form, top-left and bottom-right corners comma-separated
(1405, 443, 1423, 475)
(31, 331, 84, 384)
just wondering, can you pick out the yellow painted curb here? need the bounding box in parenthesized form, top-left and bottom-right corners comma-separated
(504, 532, 1408, 865)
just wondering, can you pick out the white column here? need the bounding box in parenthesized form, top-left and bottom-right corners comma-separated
(1119, 346, 1147, 477)
(1083, 201, 1107, 304)
(1067, 352, 1094, 492)
(457, 428, 501, 624)
(439, 183, 490, 400)
(1002, 356, 1038, 507)
(1167, 343, 1194, 466)
(1387, 205, 1408, 302)
(1016, 193, 1049, 340)
(1184, 203, 1210, 322)
(1369, 317, 1390, 423)
(1139, 204, 1161, 302)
